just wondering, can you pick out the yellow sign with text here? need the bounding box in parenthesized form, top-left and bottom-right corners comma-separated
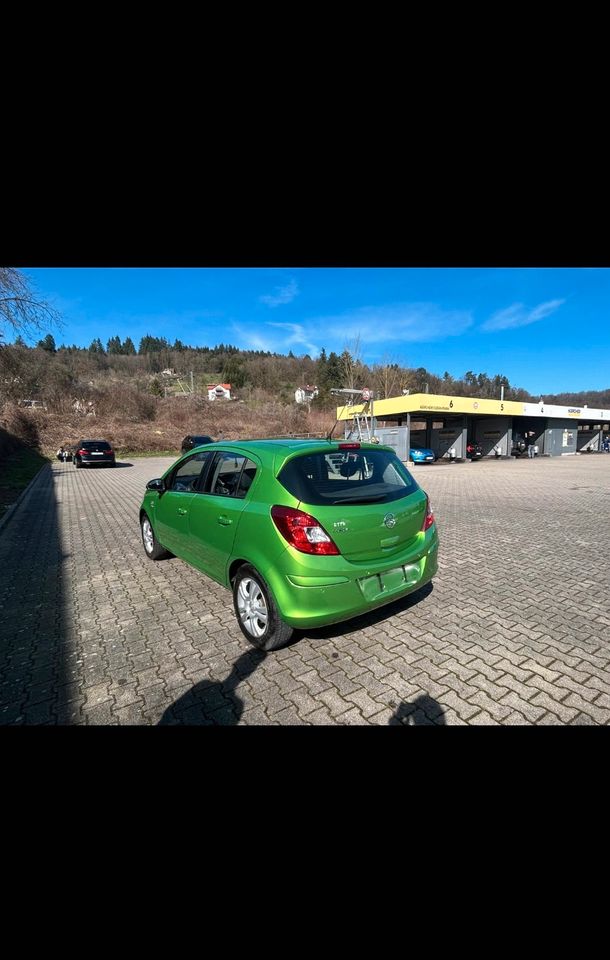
(337, 392, 524, 420)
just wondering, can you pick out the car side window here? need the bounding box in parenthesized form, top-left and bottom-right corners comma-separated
(205, 452, 249, 497)
(235, 458, 257, 499)
(169, 451, 213, 492)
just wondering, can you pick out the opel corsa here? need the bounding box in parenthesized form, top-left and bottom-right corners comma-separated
(139, 440, 439, 650)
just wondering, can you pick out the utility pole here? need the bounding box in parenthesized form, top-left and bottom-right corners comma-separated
(190, 371, 194, 395)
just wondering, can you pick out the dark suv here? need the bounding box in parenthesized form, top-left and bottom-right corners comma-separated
(181, 434, 214, 454)
(511, 436, 527, 457)
(74, 439, 116, 468)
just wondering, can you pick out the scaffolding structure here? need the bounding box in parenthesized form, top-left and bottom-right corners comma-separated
(330, 388, 375, 441)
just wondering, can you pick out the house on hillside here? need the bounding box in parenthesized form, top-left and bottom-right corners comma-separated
(294, 385, 318, 404)
(207, 383, 231, 401)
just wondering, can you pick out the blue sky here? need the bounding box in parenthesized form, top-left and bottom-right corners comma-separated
(22, 267, 610, 395)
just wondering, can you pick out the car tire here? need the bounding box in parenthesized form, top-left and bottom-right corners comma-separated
(75, 460, 81, 468)
(233, 564, 293, 651)
(141, 514, 172, 561)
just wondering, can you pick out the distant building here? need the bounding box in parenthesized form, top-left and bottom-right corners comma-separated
(294, 384, 318, 404)
(207, 383, 231, 401)
(73, 399, 96, 415)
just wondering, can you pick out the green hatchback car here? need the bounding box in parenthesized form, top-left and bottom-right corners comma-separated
(139, 439, 439, 650)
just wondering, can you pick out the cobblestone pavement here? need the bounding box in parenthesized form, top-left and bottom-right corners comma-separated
(1, 454, 610, 725)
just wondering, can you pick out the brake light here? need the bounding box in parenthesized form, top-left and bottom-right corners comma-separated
(339, 442, 360, 449)
(271, 505, 340, 555)
(422, 495, 435, 531)
(78, 449, 88, 456)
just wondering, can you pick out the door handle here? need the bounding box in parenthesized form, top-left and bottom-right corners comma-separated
(177, 508, 188, 516)
(217, 515, 232, 526)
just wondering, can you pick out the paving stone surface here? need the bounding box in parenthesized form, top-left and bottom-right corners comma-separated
(1, 453, 609, 725)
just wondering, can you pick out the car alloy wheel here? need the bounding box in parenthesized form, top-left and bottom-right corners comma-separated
(140, 514, 171, 561)
(236, 576, 268, 639)
(142, 517, 155, 555)
(232, 564, 293, 651)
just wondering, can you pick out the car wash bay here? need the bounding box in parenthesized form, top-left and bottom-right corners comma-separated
(339, 392, 610, 459)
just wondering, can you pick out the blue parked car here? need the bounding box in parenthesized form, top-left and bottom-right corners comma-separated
(409, 447, 436, 464)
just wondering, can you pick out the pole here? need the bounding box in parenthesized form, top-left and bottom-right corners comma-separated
(190, 371, 194, 394)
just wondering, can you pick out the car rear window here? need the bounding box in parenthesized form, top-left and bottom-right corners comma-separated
(81, 441, 111, 451)
(278, 449, 417, 506)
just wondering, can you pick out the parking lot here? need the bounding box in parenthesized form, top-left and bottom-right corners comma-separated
(1, 453, 610, 725)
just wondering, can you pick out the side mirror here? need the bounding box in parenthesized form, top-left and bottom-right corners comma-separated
(146, 478, 165, 493)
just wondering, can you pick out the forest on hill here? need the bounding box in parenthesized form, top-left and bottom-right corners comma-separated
(2, 267, 609, 457)
(0, 332, 543, 457)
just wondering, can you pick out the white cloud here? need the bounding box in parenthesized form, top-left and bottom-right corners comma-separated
(232, 301, 473, 358)
(259, 278, 299, 308)
(482, 299, 565, 332)
(313, 303, 474, 344)
(267, 321, 319, 357)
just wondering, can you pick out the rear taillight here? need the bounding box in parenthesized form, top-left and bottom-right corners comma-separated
(422, 495, 435, 531)
(271, 505, 340, 555)
(106, 449, 114, 456)
(78, 449, 88, 456)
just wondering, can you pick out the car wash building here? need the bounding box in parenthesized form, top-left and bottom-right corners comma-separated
(336, 392, 610, 459)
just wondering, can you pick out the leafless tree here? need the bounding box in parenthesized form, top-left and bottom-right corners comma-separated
(371, 354, 405, 399)
(0, 268, 62, 345)
(340, 334, 365, 390)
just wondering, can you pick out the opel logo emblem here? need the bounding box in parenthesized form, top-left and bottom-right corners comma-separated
(384, 513, 396, 529)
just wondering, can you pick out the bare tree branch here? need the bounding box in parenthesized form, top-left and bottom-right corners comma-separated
(0, 268, 62, 345)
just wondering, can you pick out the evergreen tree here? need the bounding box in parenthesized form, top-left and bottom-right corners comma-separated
(37, 333, 57, 353)
(122, 336, 136, 355)
(222, 357, 246, 389)
(107, 335, 123, 354)
(325, 351, 342, 389)
(316, 348, 328, 388)
(88, 337, 105, 354)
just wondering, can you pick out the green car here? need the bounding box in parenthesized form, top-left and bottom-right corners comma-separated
(139, 439, 439, 651)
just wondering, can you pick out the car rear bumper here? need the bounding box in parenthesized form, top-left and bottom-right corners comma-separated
(79, 457, 115, 466)
(267, 526, 439, 629)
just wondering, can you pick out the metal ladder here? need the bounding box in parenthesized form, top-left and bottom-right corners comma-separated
(330, 388, 374, 441)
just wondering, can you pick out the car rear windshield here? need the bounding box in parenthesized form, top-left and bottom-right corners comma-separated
(191, 436, 212, 445)
(81, 441, 111, 451)
(278, 449, 418, 506)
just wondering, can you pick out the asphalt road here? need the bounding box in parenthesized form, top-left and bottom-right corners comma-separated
(1, 453, 610, 724)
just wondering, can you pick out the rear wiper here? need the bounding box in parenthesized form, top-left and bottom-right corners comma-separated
(332, 495, 386, 504)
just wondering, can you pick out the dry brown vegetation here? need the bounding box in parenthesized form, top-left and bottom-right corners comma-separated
(0, 396, 336, 458)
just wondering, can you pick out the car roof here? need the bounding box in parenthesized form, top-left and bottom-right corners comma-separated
(184, 438, 395, 471)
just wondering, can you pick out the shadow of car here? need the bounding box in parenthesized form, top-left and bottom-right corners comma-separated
(181, 434, 214, 455)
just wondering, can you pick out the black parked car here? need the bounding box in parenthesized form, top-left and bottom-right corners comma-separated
(74, 439, 116, 468)
(181, 434, 214, 454)
(465, 441, 483, 460)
